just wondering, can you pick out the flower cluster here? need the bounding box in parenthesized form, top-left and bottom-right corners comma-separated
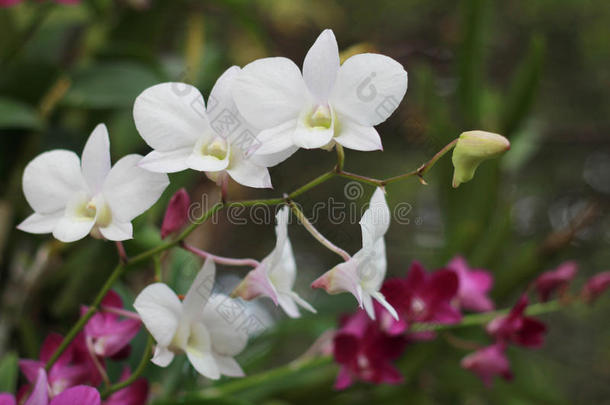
(16, 26, 603, 398)
(331, 259, 610, 389)
(1, 292, 147, 404)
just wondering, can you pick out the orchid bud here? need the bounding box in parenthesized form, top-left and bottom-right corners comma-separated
(582, 271, 610, 303)
(451, 131, 510, 188)
(160, 189, 191, 239)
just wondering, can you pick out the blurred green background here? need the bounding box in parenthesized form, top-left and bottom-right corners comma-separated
(0, 0, 609, 404)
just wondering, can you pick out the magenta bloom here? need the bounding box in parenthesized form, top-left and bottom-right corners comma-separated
(103, 368, 149, 405)
(447, 256, 494, 312)
(582, 271, 610, 303)
(461, 343, 513, 387)
(160, 188, 191, 239)
(486, 295, 547, 348)
(81, 291, 141, 358)
(375, 262, 461, 336)
(0, 393, 16, 405)
(19, 334, 89, 398)
(535, 261, 578, 302)
(332, 310, 407, 389)
(10, 369, 100, 405)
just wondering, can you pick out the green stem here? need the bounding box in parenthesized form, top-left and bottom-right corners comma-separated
(335, 144, 345, 172)
(410, 299, 563, 332)
(197, 356, 333, 399)
(382, 138, 458, 185)
(101, 335, 153, 399)
(44, 263, 125, 370)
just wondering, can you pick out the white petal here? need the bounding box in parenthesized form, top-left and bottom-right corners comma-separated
(183, 258, 215, 321)
(81, 124, 111, 193)
(303, 29, 340, 103)
(52, 216, 95, 243)
(360, 188, 390, 246)
(254, 120, 298, 155)
(103, 154, 169, 223)
(292, 292, 317, 314)
(151, 346, 174, 367)
(22, 150, 86, 214)
(277, 293, 300, 318)
(99, 221, 133, 241)
(249, 145, 299, 167)
(138, 149, 191, 173)
(185, 322, 220, 379)
(292, 109, 334, 149)
(331, 53, 407, 126)
(334, 116, 383, 151)
(17, 211, 62, 234)
(226, 157, 272, 189)
(371, 291, 398, 320)
(186, 349, 220, 380)
(186, 152, 230, 172)
(133, 82, 207, 152)
(213, 354, 245, 377)
(203, 294, 249, 356)
(355, 238, 387, 291)
(233, 57, 306, 129)
(208, 66, 241, 117)
(361, 293, 376, 320)
(134, 283, 182, 347)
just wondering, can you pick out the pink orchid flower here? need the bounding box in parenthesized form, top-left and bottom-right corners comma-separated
(375, 261, 462, 337)
(81, 291, 141, 359)
(535, 261, 578, 302)
(332, 310, 407, 390)
(19, 334, 89, 398)
(8, 369, 100, 405)
(446, 256, 494, 312)
(581, 271, 610, 303)
(486, 294, 547, 348)
(461, 343, 513, 387)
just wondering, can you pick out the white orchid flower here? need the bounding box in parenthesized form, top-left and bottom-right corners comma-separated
(17, 124, 169, 243)
(134, 258, 247, 379)
(232, 29, 408, 157)
(312, 188, 397, 320)
(133, 66, 285, 188)
(232, 206, 316, 318)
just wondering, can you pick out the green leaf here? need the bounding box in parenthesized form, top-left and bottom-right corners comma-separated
(500, 35, 546, 136)
(0, 97, 42, 130)
(63, 62, 161, 109)
(0, 352, 18, 392)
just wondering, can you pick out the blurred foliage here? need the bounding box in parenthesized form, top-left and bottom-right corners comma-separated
(0, 0, 609, 404)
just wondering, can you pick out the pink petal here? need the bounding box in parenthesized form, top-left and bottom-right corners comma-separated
(161, 188, 191, 239)
(582, 271, 610, 303)
(0, 393, 16, 405)
(98, 318, 141, 357)
(19, 360, 44, 384)
(49, 386, 100, 405)
(24, 369, 47, 405)
(232, 265, 279, 305)
(333, 366, 353, 390)
(40, 333, 72, 366)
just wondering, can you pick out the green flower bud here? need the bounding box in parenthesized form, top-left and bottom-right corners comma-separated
(451, 130, 510, 188)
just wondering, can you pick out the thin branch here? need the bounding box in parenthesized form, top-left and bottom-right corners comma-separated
(101, 335, 153, 399)
(288, 200, 351, 262)
(181, 242, 260, 268)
